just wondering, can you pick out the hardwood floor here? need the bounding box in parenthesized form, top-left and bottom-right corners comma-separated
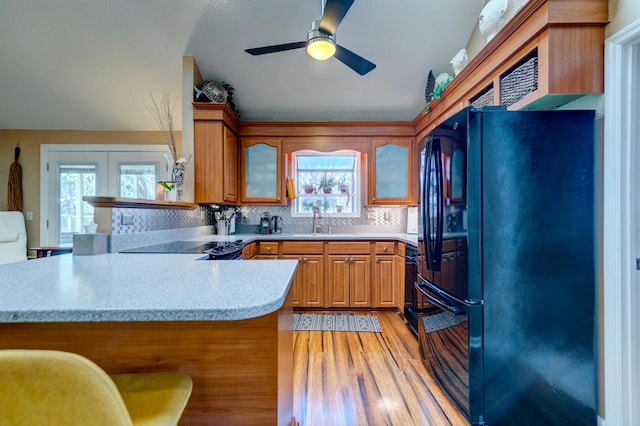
(293, 311, 468, 426)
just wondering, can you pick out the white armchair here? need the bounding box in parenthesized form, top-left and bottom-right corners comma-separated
(0, 211, 27, 265)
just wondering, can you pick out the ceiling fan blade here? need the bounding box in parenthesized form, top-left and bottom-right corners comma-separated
(319, 0, 355, 35)
(334, 45, 376, 75)
(245, 41, 307, 56)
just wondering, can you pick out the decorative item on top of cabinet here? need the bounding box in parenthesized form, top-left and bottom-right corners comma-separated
(240, 138, 285, 205)
(368, 138, 416, 205)
(193, 108, 239, 204)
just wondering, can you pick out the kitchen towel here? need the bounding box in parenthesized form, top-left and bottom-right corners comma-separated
(286, 178, 296, 199)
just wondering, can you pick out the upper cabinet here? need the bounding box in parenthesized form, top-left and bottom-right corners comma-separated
(368, 138, 415, 205)
(240, 137, 285, 205)
(414, 0, 608, 141)
(193, 119, 238, 205)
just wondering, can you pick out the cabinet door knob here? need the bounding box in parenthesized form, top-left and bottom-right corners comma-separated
(299, 257, 303, 261)
(383, 246, 388, 252)
(376, 257, 380, 262)
(303, 257, 307, 262)
(345, 257, 349, 262)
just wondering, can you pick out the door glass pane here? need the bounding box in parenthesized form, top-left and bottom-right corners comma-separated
(375, 144, 408, 198)
(59, 164, 96, 244)
(245, 143, 277, 198)
(119, 163, 157, 199)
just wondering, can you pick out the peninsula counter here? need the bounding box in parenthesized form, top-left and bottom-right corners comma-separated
(0, 254, 298, 426)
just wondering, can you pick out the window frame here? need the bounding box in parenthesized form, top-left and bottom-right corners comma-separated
(290, 149, 361, 218)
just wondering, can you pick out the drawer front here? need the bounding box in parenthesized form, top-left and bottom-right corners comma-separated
(258, 242, 279, 255)
(396, 242, 406, 257)
(327, 242, 370, 255)
(375, 241, 396, 255)
(282, 241, 324, 255)
(241, 245, 252, 259)
(442, 239, 457, 253)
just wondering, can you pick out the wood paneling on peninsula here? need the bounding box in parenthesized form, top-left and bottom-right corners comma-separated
(0, 298, 294, 426)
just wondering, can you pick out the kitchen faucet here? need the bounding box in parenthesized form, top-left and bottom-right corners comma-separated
(312, 206, 323, 234)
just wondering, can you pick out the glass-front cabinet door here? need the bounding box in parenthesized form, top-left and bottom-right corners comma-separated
(240, 137, 284, 204)
(368, 138, 415, 205)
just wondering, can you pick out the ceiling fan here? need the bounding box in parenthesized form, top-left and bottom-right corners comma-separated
(245, 0, 376, 76)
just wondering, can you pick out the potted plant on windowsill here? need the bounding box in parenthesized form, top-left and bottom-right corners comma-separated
(319, 173, 336, 194)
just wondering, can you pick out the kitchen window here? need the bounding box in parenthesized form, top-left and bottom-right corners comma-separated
(291, 150, 361, 217)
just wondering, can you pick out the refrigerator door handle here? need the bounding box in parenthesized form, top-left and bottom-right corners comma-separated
(424, 136, 434, 270)
(415, 280, 465, 315)
(434, 139, 444, 269)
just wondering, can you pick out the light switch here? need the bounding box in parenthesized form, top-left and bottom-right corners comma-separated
(25, 211, 33, 221)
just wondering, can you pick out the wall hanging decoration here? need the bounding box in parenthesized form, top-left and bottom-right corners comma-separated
(7, 144, 22, 211)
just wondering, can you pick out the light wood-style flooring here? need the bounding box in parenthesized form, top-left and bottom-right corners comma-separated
(293, 311, 468, 426)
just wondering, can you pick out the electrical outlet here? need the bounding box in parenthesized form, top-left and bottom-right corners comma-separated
(25, 211, 33, 221)
(121, 212, 134, 225)
(384, 211, 391, 221)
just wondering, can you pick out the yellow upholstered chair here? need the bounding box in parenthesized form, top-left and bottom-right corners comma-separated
(0, 349, 192, 426)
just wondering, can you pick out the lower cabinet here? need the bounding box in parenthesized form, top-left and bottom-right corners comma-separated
(250, 239, 405, 310)
(282, 255, 324, 307)
(281, 241, 324, 308)
(326, 255, 371, 308)
(373, 255, 396, 308)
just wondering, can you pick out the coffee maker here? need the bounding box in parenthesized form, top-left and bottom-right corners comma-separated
(259, 212, 271, 234)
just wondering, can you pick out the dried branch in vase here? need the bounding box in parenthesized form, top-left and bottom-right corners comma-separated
(148, 92, 178, 162)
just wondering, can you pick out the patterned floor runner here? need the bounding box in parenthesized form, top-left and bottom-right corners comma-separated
(292, 313, 382, 332)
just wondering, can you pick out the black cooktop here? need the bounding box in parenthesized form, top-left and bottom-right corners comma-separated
(120, 240, 244, 254)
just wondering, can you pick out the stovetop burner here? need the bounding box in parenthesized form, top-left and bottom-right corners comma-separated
(120, 239, 244, 255)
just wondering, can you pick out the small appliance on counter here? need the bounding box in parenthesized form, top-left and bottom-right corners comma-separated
(270, 215, 283, 233)
(258, 212, 271, 234)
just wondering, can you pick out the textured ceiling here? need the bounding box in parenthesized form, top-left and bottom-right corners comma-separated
(0, 0, 485, 131)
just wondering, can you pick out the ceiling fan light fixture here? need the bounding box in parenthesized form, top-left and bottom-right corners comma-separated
(306, 18, 336, 61)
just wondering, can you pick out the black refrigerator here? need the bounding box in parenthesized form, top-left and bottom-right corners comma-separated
(416, 106, 597, 425)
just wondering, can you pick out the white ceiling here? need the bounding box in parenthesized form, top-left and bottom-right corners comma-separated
(0, 0, 485, 131)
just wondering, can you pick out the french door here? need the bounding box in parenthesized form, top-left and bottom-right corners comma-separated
(40, 145, 170, 246)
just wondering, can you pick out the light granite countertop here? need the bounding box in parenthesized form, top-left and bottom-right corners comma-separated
(0, 253, 297, 323)
(189, 232, 420, 246)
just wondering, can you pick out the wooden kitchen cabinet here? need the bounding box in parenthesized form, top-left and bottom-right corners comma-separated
(193, 104, 240, 204)
(372, 242, 400, 308)
(281, 242, 324, 308)
(326, 255, 371, 308)
(326, 242, 371, 308)
(240, 138, 284, 205)
(368, 138, 415, 205)
(282, 255, 324, 307)
(255, 241, 279, 259)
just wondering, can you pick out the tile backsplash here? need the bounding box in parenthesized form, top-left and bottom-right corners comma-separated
(107, 204, 410, 252)
(234, 205, 408, 234)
